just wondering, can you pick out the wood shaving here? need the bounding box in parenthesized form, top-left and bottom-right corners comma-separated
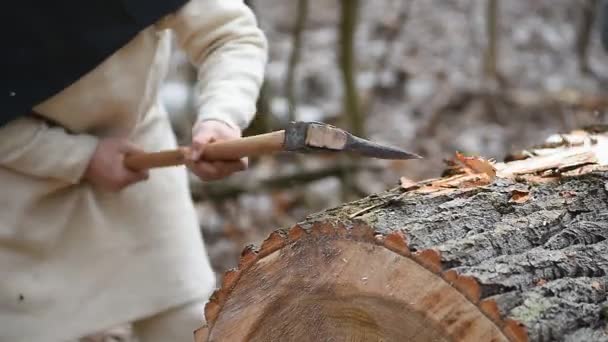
(400, 177, 419, 191)
(455, 152, 497, 180)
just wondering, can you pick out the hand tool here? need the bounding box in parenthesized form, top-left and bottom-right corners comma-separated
(124, 121, 422, 171)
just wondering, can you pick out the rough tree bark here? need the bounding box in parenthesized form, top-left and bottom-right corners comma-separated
(195, 128, 608, 342)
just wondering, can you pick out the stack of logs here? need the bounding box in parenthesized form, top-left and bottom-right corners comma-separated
(196, 127, 608, 342)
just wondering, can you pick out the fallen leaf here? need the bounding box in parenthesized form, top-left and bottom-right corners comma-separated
(509, 190, 531, 204)
(455, 152, 497, 180)
(400, 177, 419, 190)
(592, 281, 603, 290)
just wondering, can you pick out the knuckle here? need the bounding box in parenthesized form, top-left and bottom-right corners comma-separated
(202, 172, 218, 181)
(108, 183, 123, 192)
(200, 172, 219, 181)
(198, 174, 214, 182)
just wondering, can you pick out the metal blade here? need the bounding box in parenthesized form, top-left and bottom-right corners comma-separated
(283, 121, 423, 160)
(345, 135, 423, 160)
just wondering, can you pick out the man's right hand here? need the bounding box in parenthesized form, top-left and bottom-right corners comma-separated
(83, 138, 149, 192)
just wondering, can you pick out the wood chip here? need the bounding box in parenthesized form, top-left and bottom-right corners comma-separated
(497, 149, 598, 177)
(509, 190, 530, 204)
(455, 152, 497, 180)
(536, 279, 547, 287)
(400, 177, 419, 191)
(592, 281, 603, 290)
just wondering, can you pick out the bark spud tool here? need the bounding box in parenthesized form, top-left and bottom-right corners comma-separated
(124, 121, 422, 171)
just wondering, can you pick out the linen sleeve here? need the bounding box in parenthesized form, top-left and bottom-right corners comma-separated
(160, 0, 268, 130)
(0, 116, 98, 184)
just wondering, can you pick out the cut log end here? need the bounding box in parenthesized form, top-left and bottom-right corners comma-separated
(201, 226, 513, 342)
(194, 326, 209, 342)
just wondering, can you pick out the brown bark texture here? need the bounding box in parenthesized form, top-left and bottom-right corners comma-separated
(197, 128, 608, 342)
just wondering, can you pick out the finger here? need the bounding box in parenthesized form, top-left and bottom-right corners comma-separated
(190, 133, 215, 161)
(191, 122, 242, 160)
(187, 161, 222, 181)
(208, 162, 244, 180)
(135, 169, 150, 181)
(192, 128, 217, 145)
(119, 140, 145, 154)
(211, 160, 247, 176)
(121, 168, 150, 187)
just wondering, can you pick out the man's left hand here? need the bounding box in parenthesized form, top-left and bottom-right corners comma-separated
(187, 120, 248, 181)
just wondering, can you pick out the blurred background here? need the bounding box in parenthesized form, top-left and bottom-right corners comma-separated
(161, 0, 608, 282)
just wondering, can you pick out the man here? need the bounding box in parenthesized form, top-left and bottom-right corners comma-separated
(0, 0, 268, 341)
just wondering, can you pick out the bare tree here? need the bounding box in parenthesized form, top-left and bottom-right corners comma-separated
(482, 0, 506, 88)
(339, 0, 364, 137)
(285, 0, 310, 122)
(576, 0, 598, 75)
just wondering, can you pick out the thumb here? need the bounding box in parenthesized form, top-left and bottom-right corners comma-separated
(119, 140, 145, 155)
(191, 132, 215, 161)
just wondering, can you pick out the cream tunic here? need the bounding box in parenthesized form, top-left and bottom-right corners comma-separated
(0, 0, 267, 341)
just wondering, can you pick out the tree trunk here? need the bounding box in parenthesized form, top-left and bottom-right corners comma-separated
(576, 0, 598, 75)
(196, 129, 608, 342)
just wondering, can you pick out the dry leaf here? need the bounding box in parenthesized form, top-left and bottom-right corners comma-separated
(400, 177, 419, 191)
(455, 152, 497, 180)
(509, 190, 530, 204)
(592, 281, 603, 290)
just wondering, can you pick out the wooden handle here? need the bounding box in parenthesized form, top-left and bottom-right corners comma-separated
(124, 131, 286, 171)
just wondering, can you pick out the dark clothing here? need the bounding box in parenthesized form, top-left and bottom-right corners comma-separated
(1, 0, 187, 126)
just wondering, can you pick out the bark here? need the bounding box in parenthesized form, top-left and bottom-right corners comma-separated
(366, 174, 608, 341)
(197, 129, 608, 342)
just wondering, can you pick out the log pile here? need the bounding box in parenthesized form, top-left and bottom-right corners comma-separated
(196, 127, 608, 342)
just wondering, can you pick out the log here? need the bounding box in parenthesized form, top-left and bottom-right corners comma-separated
(196, 128, 608, 342)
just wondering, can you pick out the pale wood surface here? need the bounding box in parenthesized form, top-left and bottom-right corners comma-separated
(208, 238, 507, 342)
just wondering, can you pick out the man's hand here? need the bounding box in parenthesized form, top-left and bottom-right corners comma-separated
(83, 138, 149, 192)
(188, 120, 248, 181)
